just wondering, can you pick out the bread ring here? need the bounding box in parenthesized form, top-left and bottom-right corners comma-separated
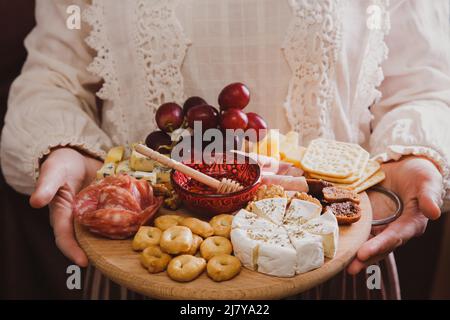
(186, 234, 203, 256)
(200, 236, 233, 260)
(209, 214, 233, 238)
(154, 215, 184, 231)
(132, 226, 162, 251)
(207, 254, 241, 282)
(140, 245, 171, 273)
(180, 217, 214, 238)
(160, 226, 193, 254)
(167, 255, 206, 282)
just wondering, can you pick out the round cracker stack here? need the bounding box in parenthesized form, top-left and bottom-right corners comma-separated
(300, 139, 385, 193)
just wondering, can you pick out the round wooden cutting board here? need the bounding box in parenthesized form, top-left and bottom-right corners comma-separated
(75, 193, 372, 300)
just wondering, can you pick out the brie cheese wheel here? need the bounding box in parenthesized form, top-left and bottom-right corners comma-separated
(252, 197, 287, 225)
(302, 210, 339, 258)
(231, 197, 340, 277)
(283, 199, 321, 226)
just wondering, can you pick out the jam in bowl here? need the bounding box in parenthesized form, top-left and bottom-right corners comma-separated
(170, 154, 261, 218)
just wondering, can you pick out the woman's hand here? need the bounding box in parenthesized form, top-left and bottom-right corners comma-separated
(347, 156, 443, 275)
(29, 148, 102, 267)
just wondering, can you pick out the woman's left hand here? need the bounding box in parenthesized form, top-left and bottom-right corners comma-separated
(347, 156, 443, 275)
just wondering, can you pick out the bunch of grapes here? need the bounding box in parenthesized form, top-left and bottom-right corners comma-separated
(146, 83, 268, 154)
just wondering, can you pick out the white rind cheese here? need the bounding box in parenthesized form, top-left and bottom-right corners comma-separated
(252, 198, 287, 225)
(232, 210, 277, 231)
(285, 226, 324, 274)
(231, 198, 339, 277)
(302, 210, 339, 259)
(284, 199, 321, 225)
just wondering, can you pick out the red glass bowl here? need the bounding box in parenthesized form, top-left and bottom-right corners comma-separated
(171, 155, 261, 218)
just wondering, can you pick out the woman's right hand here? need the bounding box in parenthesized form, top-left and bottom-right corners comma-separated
(29, 148, 103, 267)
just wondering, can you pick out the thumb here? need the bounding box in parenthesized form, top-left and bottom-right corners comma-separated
(30, 163, 65, 209)
(417, 178, 442, 221)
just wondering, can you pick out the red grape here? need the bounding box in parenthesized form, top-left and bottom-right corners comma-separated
(218, 82, 250, 110)
(186, 104, 219, 130)
(155, 102, 184, 133)
(145, 131, 172, 154)
(219, 108, 248, 130)
(183, 96, 207, 115)
(246, 112, 268, 141)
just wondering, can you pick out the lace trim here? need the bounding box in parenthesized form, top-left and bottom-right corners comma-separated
(352, 0, 390, 143)
(373, 145, 450, 203)
(282, 0, 343, 145)
(83, 0, 127, 145)
(132, 0, 191, 131)
(32, 137, 106, 181)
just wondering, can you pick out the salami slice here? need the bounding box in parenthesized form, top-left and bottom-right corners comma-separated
(74, 175, 162, 239)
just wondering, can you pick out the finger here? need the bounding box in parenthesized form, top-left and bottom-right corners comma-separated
(347, 253, 388, 275)
(417, 179, 442, 220)
(347, 258, 366, 275)
(30, 164, 65, 208)
(51, 202, 88, 267)
(356, 214, 421, 262)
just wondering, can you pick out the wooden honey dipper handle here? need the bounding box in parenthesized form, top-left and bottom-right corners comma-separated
(134, 144, 242, 193)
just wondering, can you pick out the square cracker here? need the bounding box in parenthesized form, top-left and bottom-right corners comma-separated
(354, 169, 386, 193)
(300, 139, 367, 178)
(309, 150, 370, 184)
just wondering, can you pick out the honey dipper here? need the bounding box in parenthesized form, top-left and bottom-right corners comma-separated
(134, 144, 244, 194)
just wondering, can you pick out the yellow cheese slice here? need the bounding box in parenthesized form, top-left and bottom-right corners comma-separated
(252, 129, 282, 160)
(282, 145, 306, 168)
(104, 146, 125, 164)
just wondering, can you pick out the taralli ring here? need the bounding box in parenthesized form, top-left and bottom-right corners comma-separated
(180, 217, 214, 238)
(209, 214, 233, 238)
(200, 236, 233, 260)
(186, 234, 203, 256)
(140, 245, 172, 273)
(207, 254, 241, 282)
(160, 226, 193, 254)
(154, 215, 185, 231)
(167, 255, 207, 282)
(132, 226, 162, 251)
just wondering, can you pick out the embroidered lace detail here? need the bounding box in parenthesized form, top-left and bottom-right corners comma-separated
(282, 0, 343, 145)
(132, 0, 191, 130)
(352, 0, 390, 143)
(83, 0, 127, 144)
(373, 145, 450, 204)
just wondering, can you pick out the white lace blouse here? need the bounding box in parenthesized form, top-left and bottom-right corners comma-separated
(1, 0, 450, 208)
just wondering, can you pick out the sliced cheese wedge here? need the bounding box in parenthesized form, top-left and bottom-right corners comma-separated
(284, 199, 322, 225)
(302, 210, 339, 258)
(232, 209, 278, 231)
(252, 198, 287, 225)
(231, 227, 297, 277)
(285, 226, 324, 274)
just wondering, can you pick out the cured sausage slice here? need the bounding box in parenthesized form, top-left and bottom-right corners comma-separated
(74, 175, 162, 239)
